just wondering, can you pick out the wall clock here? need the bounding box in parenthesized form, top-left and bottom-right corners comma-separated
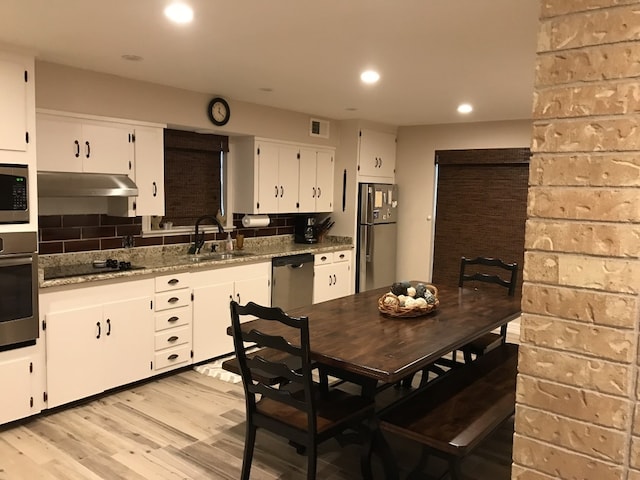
(207, 97, 231, 126)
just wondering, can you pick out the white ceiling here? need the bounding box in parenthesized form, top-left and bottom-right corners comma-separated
(0, 0, 540, 126)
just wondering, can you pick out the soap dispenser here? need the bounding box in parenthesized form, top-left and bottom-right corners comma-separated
(226, 232, 233, 251)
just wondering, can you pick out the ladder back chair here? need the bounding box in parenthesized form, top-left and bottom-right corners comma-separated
(230, 300, 375, 480)
(458, 256, 518, 363)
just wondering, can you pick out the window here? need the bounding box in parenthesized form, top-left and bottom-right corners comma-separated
(161, 128, 229, 227)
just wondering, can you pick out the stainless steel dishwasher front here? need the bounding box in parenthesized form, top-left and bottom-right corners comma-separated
(271, 253, 314, 311)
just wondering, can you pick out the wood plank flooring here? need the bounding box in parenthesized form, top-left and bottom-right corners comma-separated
(0, 366, 514, 480)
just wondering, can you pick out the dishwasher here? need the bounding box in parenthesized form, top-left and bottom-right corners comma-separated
(271, 253, 314, 311)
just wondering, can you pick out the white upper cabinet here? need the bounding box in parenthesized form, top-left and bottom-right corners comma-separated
(234, 138, 300, 214)
(357, 128, 396, 180)
(0, 59, 28, 153)
(36, 112, 134, 175)
(131, 125, 165, 216)
(298, 147, 334, 213)
(234, 137, 335, 214)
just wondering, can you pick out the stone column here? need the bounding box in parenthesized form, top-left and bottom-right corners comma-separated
(514, 1, 640, 479)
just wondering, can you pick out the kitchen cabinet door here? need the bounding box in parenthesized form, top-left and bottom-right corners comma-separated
(256, 141, 280, 213)
(45, 305, 105, 408)
(358, 129, 396, 179)
(101, 297, 154, 390)
(192, 280, 234, 363)
(0, 59, 28, 153)
(0, 356, 37, 425)
(277, 144, 300, 213)
(234, 274, 271, 310)
(36, 114, 84, 172)
(81, 121, 133, 175)
(315, 149, 334, 212)
(132, 125, 165, 216)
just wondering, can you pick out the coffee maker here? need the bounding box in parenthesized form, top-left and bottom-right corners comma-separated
(294, 215, 318, 244)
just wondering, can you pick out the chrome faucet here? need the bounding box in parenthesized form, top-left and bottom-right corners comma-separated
(189, 215, 225, 254)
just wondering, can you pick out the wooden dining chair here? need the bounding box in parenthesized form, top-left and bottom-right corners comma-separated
(230, 300, 375, 480)
(458, 256, 518, 363)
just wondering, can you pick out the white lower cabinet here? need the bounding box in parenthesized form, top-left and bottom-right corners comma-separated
(313, 250, 353, 304)
(192, 262, 271, 363)
(152, 272, 193, 373)
(0, 353, 42, 425)
(42, 279, 154, 409)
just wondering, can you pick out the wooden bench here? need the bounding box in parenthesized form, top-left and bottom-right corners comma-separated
(221, 347, 302, 386)
(379, 342, 518, 480)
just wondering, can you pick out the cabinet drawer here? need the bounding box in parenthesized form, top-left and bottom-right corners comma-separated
(314, 252, 333, 266)
(333, 250, 351, 263)
(154, 307, 191, 331)
(155, 272, 190, 293)
(154, 325, 192, 351)
(154, 344, 191, 371)
(155, 290, 191, 311)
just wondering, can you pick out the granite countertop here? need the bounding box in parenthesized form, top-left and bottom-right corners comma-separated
(39, 235, 353, 289)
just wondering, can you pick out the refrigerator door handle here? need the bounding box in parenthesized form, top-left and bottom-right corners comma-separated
(366, 187, 374, 224)
(365, 225, 374, 262)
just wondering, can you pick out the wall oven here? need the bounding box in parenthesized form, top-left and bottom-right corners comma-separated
(0, 164, 29, 224)
(0, 232, 38, 349)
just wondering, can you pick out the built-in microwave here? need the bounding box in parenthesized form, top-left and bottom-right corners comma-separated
(0, 164, 29, 224)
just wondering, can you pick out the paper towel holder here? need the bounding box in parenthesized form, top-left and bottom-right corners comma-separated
(241, 214, 270, 227)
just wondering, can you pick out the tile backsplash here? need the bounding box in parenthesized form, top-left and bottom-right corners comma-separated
(38, 213, 298, 254)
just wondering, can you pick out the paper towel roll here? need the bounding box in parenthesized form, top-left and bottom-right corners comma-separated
(242, 214, 270, 227)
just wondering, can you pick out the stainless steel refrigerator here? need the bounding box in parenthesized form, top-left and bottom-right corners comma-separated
(356, 183, 398, 292)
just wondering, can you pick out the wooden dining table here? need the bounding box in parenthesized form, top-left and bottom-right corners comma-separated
(230, 283, 521, 479)
(234, 283, 521, 395)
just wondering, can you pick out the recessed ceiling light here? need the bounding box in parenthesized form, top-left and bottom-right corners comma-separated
(360, 70, 380, 84)
(121, 54, 143, 62)
(164, 2, 194, 23)
(457, 103, 473, 114)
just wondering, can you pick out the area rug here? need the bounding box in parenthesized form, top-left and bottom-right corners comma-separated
(194, 355, 242, 384)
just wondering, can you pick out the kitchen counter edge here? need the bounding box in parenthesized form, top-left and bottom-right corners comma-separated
(39, 243, 353, 289)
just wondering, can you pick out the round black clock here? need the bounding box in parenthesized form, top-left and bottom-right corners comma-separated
(207, 97, 231, 126)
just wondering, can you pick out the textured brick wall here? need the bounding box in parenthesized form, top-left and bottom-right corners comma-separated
(513, 1, 640, 479)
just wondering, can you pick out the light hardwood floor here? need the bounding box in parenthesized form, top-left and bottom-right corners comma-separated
(0, 363, 514, 480)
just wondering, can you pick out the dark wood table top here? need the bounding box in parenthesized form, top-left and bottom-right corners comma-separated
(235, 283, 521, 384)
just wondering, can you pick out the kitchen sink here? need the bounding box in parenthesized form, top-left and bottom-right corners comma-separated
(189, 251, 255, 262)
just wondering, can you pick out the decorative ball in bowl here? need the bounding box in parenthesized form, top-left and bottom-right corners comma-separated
(378, 281, 439, 318)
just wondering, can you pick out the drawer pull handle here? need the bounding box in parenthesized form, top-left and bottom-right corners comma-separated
(168, 353, 179, 360)
(339, 254, 345, 259)
(167, 316, 179, 323)
(96, 321, 101, 339)
(106, 318, 111, 336)
(321, 256, 327, 261)
(168, 336, 179, 343)
(168, 278, 179, 285)
(168, 297, 179, 304)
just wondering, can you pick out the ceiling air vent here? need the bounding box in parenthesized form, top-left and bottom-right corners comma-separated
(309, 118, 330, 139)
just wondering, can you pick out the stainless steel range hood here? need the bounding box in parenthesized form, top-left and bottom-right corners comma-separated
(37, 172, 139, 197)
